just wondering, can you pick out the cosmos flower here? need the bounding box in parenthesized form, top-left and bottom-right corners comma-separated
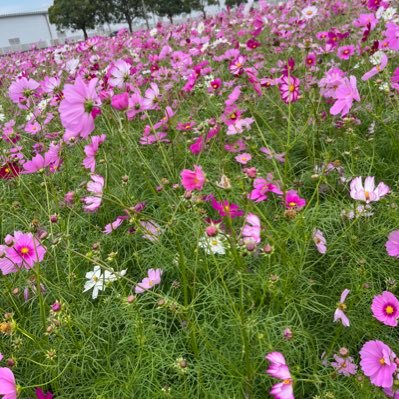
(83, 174, 104, 213)
(180, 165, 206, 191)
(59, 77, 101, 140)
(0, 368, 17, 399)
(349, 176, 389, 203)
(8, 77, 39, 109)
(302, 5, 318, 19)
(330, 76, 360, 116)
(331, 355, 357, 376)
(279, 75, 300, 104)
(371, 291, 399, 327)
(313, 229, 327, 254)
(135, 268, 163, 294)
(360, 340, 397, 388)
(284, 190, 306, 210)
(82, 134, 106, 172)
(386, 230, 399, 258)
(334, 289, 350, 327)
(265, 352, 295, 399)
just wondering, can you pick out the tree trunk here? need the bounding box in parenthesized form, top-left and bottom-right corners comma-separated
(126, 13, 133, 32)
(202, 8, 207, 19)
(82, 27, 88, 40)
(143, 14, 150, 29)
(168, 14, 173, 24)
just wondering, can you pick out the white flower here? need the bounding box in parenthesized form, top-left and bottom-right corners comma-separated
(370, 50, 384, 65)
(377, 6, 397, 21)
(198, 234, 227, 255)
(150, 28, 157, 37)
(83, 266, 127, 299)
(83, 266, 105, 299)
(301, 6, 318, 19)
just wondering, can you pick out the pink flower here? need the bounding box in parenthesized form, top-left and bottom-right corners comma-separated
(8, 77, 39, 109)
(386, 230, 399, 258)
(371, 291, 399, 327)
(334, 289, 350, 327)
(24, 121, 41, 135)
(235, 153, 252, 165)
(0, 368, 17, 399)
(109, 59, 132, 89)
(337, 45, 355, 60)
(180, 165, 206, 191)
(279, 75, 300, 104)
(229, 55, 246, 76)
(143, 83, 161, 110)
(330, 76, 360, 117)
(135, 268, 163, 293)
(260, 147, 285, 163)
(127, 91, 145, 119)
(350, 176, 390, 203)
(211, 197, 244, 218)
(139, 220, 162, 242)
(103, 215, 128, 234)
(313, 229, 327, 254)
(360, 340, 397, 388)
(83, 174, 104, 213)
(34, 388, 53, 399)
(331, 355, 357, 376)
(59, 77, 101, 140)
(362, 53, 388, 81)
(111, 92, 129, 110)
(285, 190, 306, 210)
(242, 213, 261, 245)
(82, 134, 106, 172)
(0, 231, 46, 274)
(265, 352, 294, 399)
(305, 53, 316, 68)
(249, 177, 282, 203)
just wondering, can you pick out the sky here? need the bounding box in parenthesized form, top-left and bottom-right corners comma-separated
(0, 0, 52, 14)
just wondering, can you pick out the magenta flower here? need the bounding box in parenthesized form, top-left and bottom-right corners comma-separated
(83, 174, 104, 213)
(111, 92, 129, 110)
(350, 176, 390, 203)
(285, 190, 306, 210)
(265, 352, 294, 399)
(279, 75, 300, 104)
(34, 387, 53, 399)
(386, 230, 399, 258)
(0, 231, 46, 275)
(180, 165, 206, 191)
(249, 177, 282, 203)
(59, 77, 101, 139)
(103, 215, 128, 234)
(82, 134, 106, 172)
(211, 197, 244, 218)
(313, 229, 327, 254)
(334, 289, 350, 327)
(337, 45, 355, 60)
(8, 77, 39, 109)
(242, 213, 261, 245)
(371, 291, 399, 327)
(0, 368, 17, 399)
(360, 340, 397, 388)
(135, 268, 163, 294)
(331, 355, 358, 376)
(330, 76, 360, 117)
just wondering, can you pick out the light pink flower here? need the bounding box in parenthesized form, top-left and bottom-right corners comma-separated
(331, 355, 358, 376)
(235, 153, 252, 165)
(360, 340, 397, 388)
(265, 352, 295, 399)
(59, 77, 101, 140)
(313, 229, 327, 254)
(350, 176, 390, 203)
(0, 368, 17, 399)
(242, 213, 261, 244)
(386, 230, 399, 258)
(143, 83, 161, 110)
(135, 268, 163, 293)
(139, 220, 162, 242)
(330, 76, 360, 117)
(334, 289, 350, 327)
(82, 134, 106, 172)
(8, 77, 39, 109)
(83, 174, 104, 213)
(103, 215, 128, 234)
(109, 59, 132, 89)
(371, 291, 399, 327)
(180, 165, 205, 191)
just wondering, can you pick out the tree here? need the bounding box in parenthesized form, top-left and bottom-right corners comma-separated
(187, 0, 218, 19)
(111, 0, 147, 33)
(48, 0, 98, 40)
(152, 0, 190, 24)
(225, 0, 246, 7)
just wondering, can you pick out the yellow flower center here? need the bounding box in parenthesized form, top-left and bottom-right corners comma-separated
(289, 84, 295, 92)
(20, 247, 29, 254)
(386, 305, 394, 315)
(4, 168, 10, 173)
(283, 379, 291, 385)
(288, 202, 297, 207)
(380, 358, 386, 365)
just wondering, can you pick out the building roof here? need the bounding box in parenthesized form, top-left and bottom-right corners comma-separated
(0, 10, 48, 19)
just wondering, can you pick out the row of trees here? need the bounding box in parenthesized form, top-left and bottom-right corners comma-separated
(49, 0, 247, 40)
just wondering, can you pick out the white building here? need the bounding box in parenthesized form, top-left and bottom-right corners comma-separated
(0, 10, 94, 54)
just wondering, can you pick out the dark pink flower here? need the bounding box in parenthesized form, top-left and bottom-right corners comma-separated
(180, 165, 206, 191)
(371, 291, 399, 327)
(279, 75, 300, 104)
(211, 197, 244, 218)
(285, 190, 306, 210)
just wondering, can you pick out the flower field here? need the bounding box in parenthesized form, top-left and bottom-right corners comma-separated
(2, 0, 399, 397)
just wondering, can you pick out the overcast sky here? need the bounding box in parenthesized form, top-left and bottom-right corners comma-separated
(0, 0, 52, 14)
